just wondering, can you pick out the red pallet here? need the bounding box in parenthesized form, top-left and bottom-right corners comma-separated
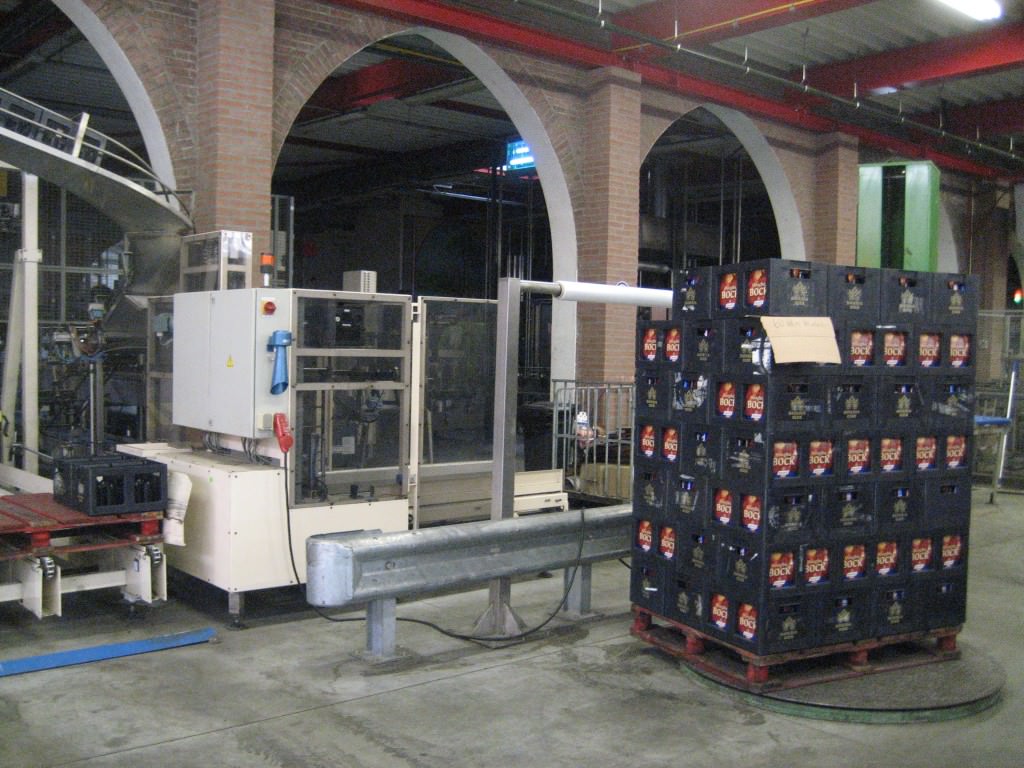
(631, 605, 960, 693)
(0, 493, 162, 561)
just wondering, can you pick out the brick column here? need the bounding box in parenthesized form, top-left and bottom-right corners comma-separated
(576, 68, 642, 383)
(813, 134, 860, 265)
(195, 0, 275, 264)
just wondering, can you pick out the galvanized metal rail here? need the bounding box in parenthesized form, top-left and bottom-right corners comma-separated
(307, 504, 631, 658)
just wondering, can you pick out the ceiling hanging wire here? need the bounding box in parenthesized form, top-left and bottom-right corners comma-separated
(510, 0, 1023, 170)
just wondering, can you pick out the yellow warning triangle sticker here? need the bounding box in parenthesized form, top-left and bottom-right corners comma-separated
(226, 355, 235, 368)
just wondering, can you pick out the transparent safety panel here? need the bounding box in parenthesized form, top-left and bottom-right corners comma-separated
(296, 355, 403, 384)
(294, 388, 405, 503)
(297, 299, 405, 350)
(421, 298, 496, 464)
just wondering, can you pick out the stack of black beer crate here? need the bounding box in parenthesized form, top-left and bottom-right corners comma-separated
(631, 258, 977, 658)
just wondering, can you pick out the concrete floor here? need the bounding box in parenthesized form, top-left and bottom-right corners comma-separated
(1, 489, 1021, 768)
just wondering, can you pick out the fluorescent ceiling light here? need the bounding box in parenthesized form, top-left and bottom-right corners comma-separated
(934, 0, 1003, 20)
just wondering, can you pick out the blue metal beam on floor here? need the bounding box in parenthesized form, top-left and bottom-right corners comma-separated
(0, 627, 217, 678)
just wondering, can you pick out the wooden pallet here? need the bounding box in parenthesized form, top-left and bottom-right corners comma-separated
(0, 493, 162, 561)
(631, 606, 961, 693)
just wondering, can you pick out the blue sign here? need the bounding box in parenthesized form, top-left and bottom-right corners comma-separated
(505, 139, 535, 170)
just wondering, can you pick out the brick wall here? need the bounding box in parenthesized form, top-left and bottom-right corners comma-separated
(193, 0, 275, 259)
(575, 68, 643, 384)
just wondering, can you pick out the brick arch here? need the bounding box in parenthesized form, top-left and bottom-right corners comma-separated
(272, 4, 404, 166)
(56, 0, 197, 196)
(271, 14, 581, 380)
(640, 101, 807, 262)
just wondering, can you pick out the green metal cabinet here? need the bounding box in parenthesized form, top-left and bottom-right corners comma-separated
(857, 161, 939, 272)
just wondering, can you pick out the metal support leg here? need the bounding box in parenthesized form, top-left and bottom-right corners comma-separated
(562, 563, 593, 618)
(366, 597, 397, 659)
(475, 277, 526, 639)
(227, 591, 245, 629)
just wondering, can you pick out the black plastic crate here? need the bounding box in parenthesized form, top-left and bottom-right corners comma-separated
(876, 479, 924, 532)
(720, 318, 775, 376)
(670, 372, 711, 421)
(713, 259, 828, 316)
(827, 376, 876, 430)
(53, 454, 130, 508)
(763, 487, 821, 542)
(927, 374, 975, 429)
(924, 476, 972, 526)
(881, 268, 930, 320)
(635, 367, 673, 420)
(710, 482, 820, 544)
(721, 428, 839, 487)
(636, 321, 667, 365)
(715, 533, 801, 598)
(633, 458, 668, 513)
(931, 272, 979, 328)
(821, 482, 876, 539)
(668, 474, 707, 522)
(916, 573, 968, 630)
(54, 454, 167, 516)
(634, 420, 684, 466)
(765, 375, 828, 431)
(630, 555, 667, 615)
(663, 569, 706, 629)
(721, 316, 834, 379)
(673, 266, 712, 319)
(708, 485, 768, 533)
(724, 592, 822, 655)
(820, 587, 872, 644)
(677, 422, 722, 477)
(872, 581, 921, 637)
(828, 264, 881, 323)
(677, 527, 714, 575)
(876, 376, 926, 430)
(685, 319, 722, 372)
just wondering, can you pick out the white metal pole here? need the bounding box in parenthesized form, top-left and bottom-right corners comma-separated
(20, 173, 41, 474)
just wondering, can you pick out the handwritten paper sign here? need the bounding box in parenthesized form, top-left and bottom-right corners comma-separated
(760, 316, 841, 364)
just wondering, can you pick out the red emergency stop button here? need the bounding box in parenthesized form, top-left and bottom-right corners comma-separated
(262, 300, 276, 315)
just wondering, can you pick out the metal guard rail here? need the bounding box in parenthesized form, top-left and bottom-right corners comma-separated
(306, 504, 631, 657)
(0, 86, 190, 217)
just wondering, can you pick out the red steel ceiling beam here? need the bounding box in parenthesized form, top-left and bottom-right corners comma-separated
(919, 97, 1024, 139)
(803, 21, 1024, 95)
(307, 58, 463, 112)
(610, 0, 873, 54)
(324, 0, 1013, 178)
